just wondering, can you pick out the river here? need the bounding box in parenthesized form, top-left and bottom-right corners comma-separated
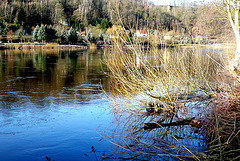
(0, 46, 233, 161)
(0, 49, 113, 161)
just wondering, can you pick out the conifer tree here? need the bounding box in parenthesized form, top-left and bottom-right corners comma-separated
(33, 25, 39, 41)
(60, 28, 67, 43)
(67, 27, 78, 44)
(46, 25, 57, 42)
(37, 24, 46, 42)
(0, 20, 9, 35)
(86, 32, 91, 42)
(18, 29, 23, 42)
(99, 33, 104, 41)
(77, 32, 82, 43)
(86, 32, 97, 43)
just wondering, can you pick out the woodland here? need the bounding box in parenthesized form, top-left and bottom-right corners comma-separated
(0, 0, 233, 43)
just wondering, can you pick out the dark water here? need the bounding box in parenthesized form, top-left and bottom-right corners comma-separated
(0, 49, 112, 161)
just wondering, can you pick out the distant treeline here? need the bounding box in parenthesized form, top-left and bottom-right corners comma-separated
(0, 0, 232, 42)
(0, 0, 179, 32)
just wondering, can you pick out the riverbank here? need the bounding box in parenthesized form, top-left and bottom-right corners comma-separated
(0, 42, 236, 49)
(0, 43, 114, 50)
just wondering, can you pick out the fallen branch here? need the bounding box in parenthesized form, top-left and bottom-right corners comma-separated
(144, 117, 195, 130)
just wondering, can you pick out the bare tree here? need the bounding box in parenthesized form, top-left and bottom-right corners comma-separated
(224, 0, 240, 68)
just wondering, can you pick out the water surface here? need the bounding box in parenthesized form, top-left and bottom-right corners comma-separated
(0, 46, 229, 160)
(0, 49, 112, 161)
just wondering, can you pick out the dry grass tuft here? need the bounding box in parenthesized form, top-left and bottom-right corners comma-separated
(104, 43, 223, 106)
(203, 83, 240, 160)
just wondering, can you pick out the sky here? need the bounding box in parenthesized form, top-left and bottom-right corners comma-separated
(151, 0, 213, 6)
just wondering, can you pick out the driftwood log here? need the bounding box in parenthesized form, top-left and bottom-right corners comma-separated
(144, 117, 195, 130)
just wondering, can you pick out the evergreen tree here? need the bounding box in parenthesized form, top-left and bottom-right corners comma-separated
(37, 24, 46, 42)
(2, 21, 9, 35)
(86, 32, 91, 42)
(46, 25, 57, 42)
(100, 19, 112, 29)
(12, 18, 19, 31)
(99, 33, 104, 41)
(67, 27, 78, 44)
(86, 32, 97, 43)
(77, 32, 82, 43)
(0, 20, 9, 35)
(18, 29, 23, 42)
(60, 28, 67, 43)
(33, 25, 40, 41)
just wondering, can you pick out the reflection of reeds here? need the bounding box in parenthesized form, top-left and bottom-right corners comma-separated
(89, 43, 97, 53)
(98, 110, 208, 160)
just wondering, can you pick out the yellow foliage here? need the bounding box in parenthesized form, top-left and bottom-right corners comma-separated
(106, 25, 128, 42)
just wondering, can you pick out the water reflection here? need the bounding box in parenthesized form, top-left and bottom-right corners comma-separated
(0, 48, 112, 161)
(0, 46, 229, 160)
(99, 99, 209, 160)
(0, 49, 110, 107)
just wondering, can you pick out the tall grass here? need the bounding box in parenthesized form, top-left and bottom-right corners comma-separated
(203, 83, 240, 160)
(104, 43, 223, 110)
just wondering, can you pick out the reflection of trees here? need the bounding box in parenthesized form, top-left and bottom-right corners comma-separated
(0, 49, 110, 107)
(33, 54, 47, 72)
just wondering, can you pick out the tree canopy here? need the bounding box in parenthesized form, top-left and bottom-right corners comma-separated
(0, 0, 234, 45)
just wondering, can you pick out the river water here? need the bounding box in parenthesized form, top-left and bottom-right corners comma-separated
(0, 47, 231, 160)
(0, 49, 113, 161)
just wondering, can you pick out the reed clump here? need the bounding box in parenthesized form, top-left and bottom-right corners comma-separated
(104, 43, 222, 108)
(203, 82, 240, 160)
(103, 35, 240, 160)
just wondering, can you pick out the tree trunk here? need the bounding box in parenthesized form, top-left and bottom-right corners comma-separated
(234, 0, 240, 65)
(225, 0, 240, 68)
(4, 2, 7, 18)
(235, 33, 240, 63)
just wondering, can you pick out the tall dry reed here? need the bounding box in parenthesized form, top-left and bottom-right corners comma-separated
(102, 27, 240, 160)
